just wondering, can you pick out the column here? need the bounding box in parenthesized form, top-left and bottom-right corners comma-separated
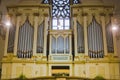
(101, 14, 108, 56)
(43, 16, 49, 56)
(13, 15, 21, 56)
(4, 26, 9, 56)
(33, 14, 39, 56)
(83, 15, 88, 56)
(73, 17, 78, 56)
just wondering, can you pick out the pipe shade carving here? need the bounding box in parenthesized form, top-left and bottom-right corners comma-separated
(17, 19, 34, 58)
(87, 17, 104, 58)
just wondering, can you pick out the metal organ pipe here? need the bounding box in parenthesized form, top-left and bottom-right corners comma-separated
(77, 22, 84, 53)
(88, 17, 104, 58)
(37, 21, 44, 53)
(17, 19, 34, 58)
(7, 26, 16, 53)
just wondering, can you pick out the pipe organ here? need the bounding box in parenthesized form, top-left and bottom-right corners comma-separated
(1, 2, 120, 80)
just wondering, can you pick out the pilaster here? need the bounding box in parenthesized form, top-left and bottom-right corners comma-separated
(73, 17, 78, 56)
(83, 14, 88, 56)
(43, 16, 49, 56)
(13, 15, 21, 56)
(111, 16, 118, 57)
(4, 26, 9, 56)
(101, 14, 108, 56)
(33, 14, 39, 56)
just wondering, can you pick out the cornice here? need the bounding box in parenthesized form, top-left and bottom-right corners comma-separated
(71, 4, 114, 8)
(7, 4, 51, 9)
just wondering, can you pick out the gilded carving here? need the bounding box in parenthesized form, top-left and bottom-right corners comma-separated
(100, 13, 106, 16)
(16, 13, 22, 16)
(82, 13, 88, 16)
(33, 13, 39, 16)
(109, 13, 113, 17)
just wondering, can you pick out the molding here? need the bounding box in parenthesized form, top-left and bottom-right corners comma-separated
(71, 4, 114, 8)
(7, 4, 51, 9)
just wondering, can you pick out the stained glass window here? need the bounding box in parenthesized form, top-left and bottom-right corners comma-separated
(42, 0, 80, 30)
(52, 0, 70, 30)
